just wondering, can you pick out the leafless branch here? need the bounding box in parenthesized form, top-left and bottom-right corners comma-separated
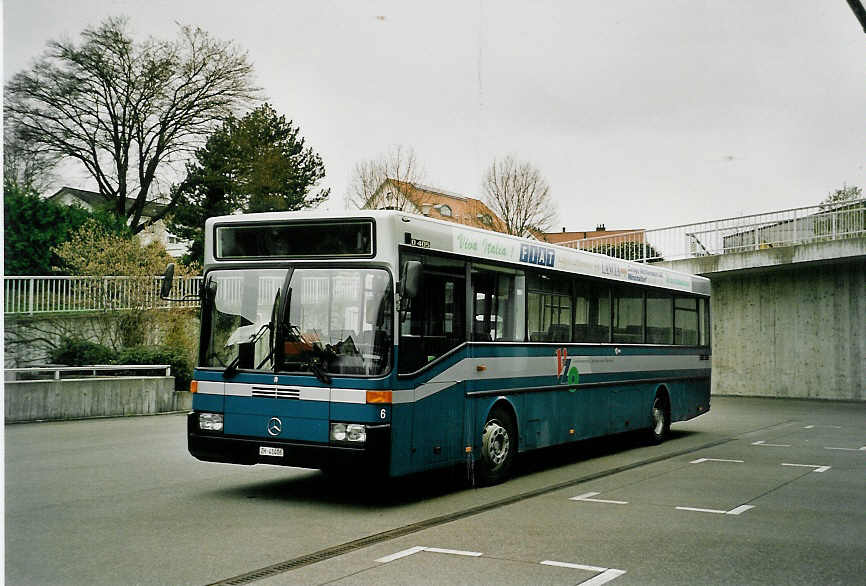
(345, 145, 425, 211)
(4, 17, 260, 232)
(483, 155, 557, 236)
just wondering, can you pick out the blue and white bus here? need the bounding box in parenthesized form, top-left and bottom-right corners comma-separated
(173, 210, 711, 484)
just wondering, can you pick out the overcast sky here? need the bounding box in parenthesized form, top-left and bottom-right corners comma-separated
(4, 1, 865, 231)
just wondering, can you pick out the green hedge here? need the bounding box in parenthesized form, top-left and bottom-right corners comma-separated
(115, 346, 193, 391)
(51, 337, 115, 366)
(50, 338, 193, 391)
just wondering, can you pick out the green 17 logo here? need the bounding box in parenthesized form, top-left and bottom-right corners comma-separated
(555, 348, 580, 390)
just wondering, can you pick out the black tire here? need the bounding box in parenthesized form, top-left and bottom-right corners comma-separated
(649, 394, 670, 444)
(477, 407, 516, 485)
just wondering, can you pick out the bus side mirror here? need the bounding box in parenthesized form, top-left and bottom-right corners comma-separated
(400, 261, 422, 300)
(160, 263, 176, 299)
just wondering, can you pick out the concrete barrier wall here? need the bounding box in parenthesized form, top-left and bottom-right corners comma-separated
(670, 258, 864, 401)
(661, 239, 865, 401)
(5, 376, 193, 423)
(708, 260, 865, 401)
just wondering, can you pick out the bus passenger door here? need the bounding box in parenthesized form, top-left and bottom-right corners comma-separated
(399, 254, 467, 468)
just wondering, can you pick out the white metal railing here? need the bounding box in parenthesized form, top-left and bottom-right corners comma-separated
(5, 201, 864, 312)
(4, 364, 172, 381)
(558, 199, 866, 262)
(4, 275, 202, 315)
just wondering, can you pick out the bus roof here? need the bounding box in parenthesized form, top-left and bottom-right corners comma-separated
(204, 210, 710, 296)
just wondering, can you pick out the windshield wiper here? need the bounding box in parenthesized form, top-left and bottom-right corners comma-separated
(304, 342, 334, 385)
(280, 323, 334, 385)
(273, 268, 333, 386)
(308, 359, 333, 385)
(253, 288, 283, 371)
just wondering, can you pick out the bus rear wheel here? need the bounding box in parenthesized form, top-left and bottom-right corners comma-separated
(478, 407, 516, 485)
(649, 395, 670, 444)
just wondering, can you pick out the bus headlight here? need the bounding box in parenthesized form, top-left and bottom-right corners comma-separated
(199, 412, 224, 432)
(330, 423, 366, 444)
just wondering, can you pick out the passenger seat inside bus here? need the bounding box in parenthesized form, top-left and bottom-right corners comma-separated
(472, 322, 492, 342)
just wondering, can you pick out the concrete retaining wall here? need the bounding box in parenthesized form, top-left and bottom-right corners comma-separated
(707, 260, 864, 401)
(5, 376, 193, 423)
(662, 241, 865, 401)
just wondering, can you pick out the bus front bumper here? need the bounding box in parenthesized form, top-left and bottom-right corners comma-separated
(187, 413, 390, 472)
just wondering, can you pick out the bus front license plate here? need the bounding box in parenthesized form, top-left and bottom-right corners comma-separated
(259, 446, 283, 457)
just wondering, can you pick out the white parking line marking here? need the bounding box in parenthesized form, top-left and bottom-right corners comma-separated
(752, 440, 791, 447)
(422, 547, 483, 557)
(578, 569, 628, 586)
(376, 546, 426, 563)
(690, 458, 745, 464)
(824, 446, 866, 452)
(676, 504, 755, 515)
(541, 560, 608, 572)
(726, 505, 756, 515)
(570, 491, 629, 505)
(676, 506, 727, 514)
(375, 546, 483, 563)
(541, 561, 627, 585)
(781, 463, 831, 473)
(377, 549, 626, 583)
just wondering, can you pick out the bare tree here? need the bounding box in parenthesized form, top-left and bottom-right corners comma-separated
(4, 17, 259, 233)
(482, 155, 557, 236)
(346, 145, 425, 211)
(3, 122, 58, 192)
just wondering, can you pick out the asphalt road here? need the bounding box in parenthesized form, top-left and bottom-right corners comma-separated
(5, 396, 865, 585)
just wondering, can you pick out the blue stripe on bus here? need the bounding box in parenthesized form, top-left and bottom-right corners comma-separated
(223, 396, 329, 441)
(224, 412, 329, 442)
(192, 393, 224, 412)
(413, 369, 707, 395)
(224, 395, 328, 418)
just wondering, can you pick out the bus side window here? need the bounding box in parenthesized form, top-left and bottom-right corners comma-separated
(613, 285, 645, 344)
(527, 272, 571, 342)
(646, 292, 673, 344)
(471, 265, 525, 342)
(699, 297, 710, 346)
(574, 280, 611, 343)
(674, 297, 699, 345)
(398, 253, 467, 373)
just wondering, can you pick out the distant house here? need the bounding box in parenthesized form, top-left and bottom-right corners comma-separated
(540, 225, 645, 247)
(48, 186, 190, 258)
(539, 225, 657, 260)
(368, 179, 508, 233)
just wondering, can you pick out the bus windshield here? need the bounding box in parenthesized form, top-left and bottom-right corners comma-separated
(202, 267, 393, 377)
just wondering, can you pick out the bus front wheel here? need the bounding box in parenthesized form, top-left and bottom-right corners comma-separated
(649, 395, 670, 444)
(478, 407, 516, 485)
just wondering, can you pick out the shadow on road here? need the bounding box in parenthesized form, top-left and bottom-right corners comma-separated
(200, 428, 697, 508)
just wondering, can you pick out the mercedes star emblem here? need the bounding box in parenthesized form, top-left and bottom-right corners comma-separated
(266, 417, 282, 436)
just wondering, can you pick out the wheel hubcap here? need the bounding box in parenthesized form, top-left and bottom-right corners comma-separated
(484, 421, 510, 466)
(653, 403, 664, 435)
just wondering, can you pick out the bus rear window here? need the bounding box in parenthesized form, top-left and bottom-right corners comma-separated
(215, 221, 373, 259)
